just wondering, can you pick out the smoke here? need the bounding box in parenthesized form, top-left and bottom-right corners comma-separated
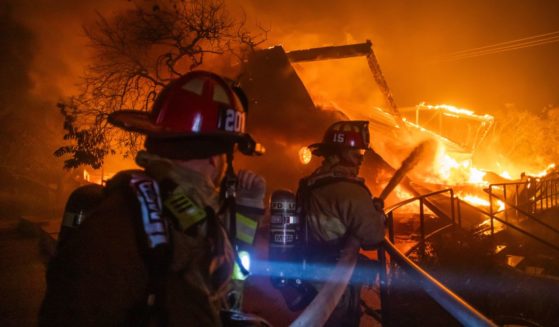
(0, 1, 121, 215)
(3, 0, 559, 196)
(234, 0, 559, 111)
(0, 5, 34, 120)
(475, 105, 559, 177)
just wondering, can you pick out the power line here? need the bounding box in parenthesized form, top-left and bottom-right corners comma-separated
(444, 36, 559, 61)
(445, 30, 559, 56)
(436, 30, 559, 62)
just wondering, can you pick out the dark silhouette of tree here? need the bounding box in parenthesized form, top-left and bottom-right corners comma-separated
(54, 0, 266, 169)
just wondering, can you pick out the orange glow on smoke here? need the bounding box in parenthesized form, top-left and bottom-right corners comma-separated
(526, 163, 556, 177)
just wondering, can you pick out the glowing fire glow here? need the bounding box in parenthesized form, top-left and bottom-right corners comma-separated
(83, 169, 90, 182)
(418, 102, 494, 122)
(459, 194, 505, 212)
(433, 144, 488, 186)
(526, 163, 556, 177)
(298, 146, 312, 165)
(499, 171, 512, 179)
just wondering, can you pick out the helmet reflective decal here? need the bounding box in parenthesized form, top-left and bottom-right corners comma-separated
(224, 108, 245, 132)
(181, 78, 205, 95)
(213, 84, 231, 105)
(333, 133, 345, 143)
(130, 174, 169, 249)
(191, 113, 202, 132)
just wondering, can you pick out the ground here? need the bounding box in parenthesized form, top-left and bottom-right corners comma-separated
(0, 217, 47, 327)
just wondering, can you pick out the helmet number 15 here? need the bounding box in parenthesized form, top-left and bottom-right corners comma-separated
(333, 133, 345, 143)
(224, 109, 245, 133)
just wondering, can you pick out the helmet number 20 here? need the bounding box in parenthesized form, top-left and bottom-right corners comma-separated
(224, 109, 245, 132)
(333, 133, 345, 143)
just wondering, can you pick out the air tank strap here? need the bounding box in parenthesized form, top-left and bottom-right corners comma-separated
(221, 148, 250, 277)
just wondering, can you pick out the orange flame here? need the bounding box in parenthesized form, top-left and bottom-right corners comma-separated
(430, 143, 488, 186)
(526, 163, 556, 177)
(417, 102, 494, 122)
(459, 194, 505, 211)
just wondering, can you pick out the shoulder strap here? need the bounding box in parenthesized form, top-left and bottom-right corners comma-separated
(114, 170, 171, 326)
(58, 183, 105, 250)
(303, 173, 371, 196)
(128, 171, 170, 250)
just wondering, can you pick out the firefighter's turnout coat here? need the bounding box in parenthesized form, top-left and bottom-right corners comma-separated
(299, 160, 385, 326)
(39, 152, 261, 326)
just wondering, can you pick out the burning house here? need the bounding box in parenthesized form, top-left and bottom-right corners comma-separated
(232, 40, 559, 326)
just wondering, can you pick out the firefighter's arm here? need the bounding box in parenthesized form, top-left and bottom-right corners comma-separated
(39, 194, 147, 327)
(235, 170, 266, 246)
(343, 185, 386, 250)
(236, 170, 266, 210)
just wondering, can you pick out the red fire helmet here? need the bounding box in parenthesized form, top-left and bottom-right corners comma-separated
(108, 70, 262, 155)
(309, 120, 370, 156)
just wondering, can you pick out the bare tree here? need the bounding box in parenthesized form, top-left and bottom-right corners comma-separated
(55, 0, 267, 169)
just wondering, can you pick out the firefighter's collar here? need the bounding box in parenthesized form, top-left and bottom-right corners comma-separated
(135, 150, 219, 207)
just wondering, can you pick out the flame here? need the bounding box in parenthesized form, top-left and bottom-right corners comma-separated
(393, 186, 419, 213)
(478, 218, 504, 235)
(391, 185, 435, 216)
(499, 171, 512, 180)
(87, 171, 115, 185)
(395, 185, 414, 200)
(461, 194, 490, 207)
(409, 103, 555, 185)
(459, 194, 505, 212)
(83, 169, 91, 182)
(417, 102, 494, 122)
(431, 143, 488, 186)
(526, 163, 556, 177)
(298, 146, 312, 165)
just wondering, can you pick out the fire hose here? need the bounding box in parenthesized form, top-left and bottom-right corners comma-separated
(290, 140, 432, 327)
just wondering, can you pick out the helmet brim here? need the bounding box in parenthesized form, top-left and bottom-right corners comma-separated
(109, 110, 238, 139)
(108, 110, 264, 156)
(307, 142, 370, 157)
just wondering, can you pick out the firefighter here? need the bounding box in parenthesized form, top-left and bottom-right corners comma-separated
(39, 71, 268, 326)
(298, 120, 385, 327)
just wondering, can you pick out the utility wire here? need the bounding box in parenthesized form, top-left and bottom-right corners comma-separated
(436, 30, 559, 62)
(445, 30, 559, 56)
(445, 35, 559, 61)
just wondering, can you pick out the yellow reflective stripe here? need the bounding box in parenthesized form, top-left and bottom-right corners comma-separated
(164, 190, 206, 231)
(236, 212, 257, 244)
(232, 251, 251, 280)
(232, 262, 247, 280)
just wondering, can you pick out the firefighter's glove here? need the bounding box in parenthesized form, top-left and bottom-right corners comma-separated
(236, 170, 266, 209)
(372, 197, 385, 213)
